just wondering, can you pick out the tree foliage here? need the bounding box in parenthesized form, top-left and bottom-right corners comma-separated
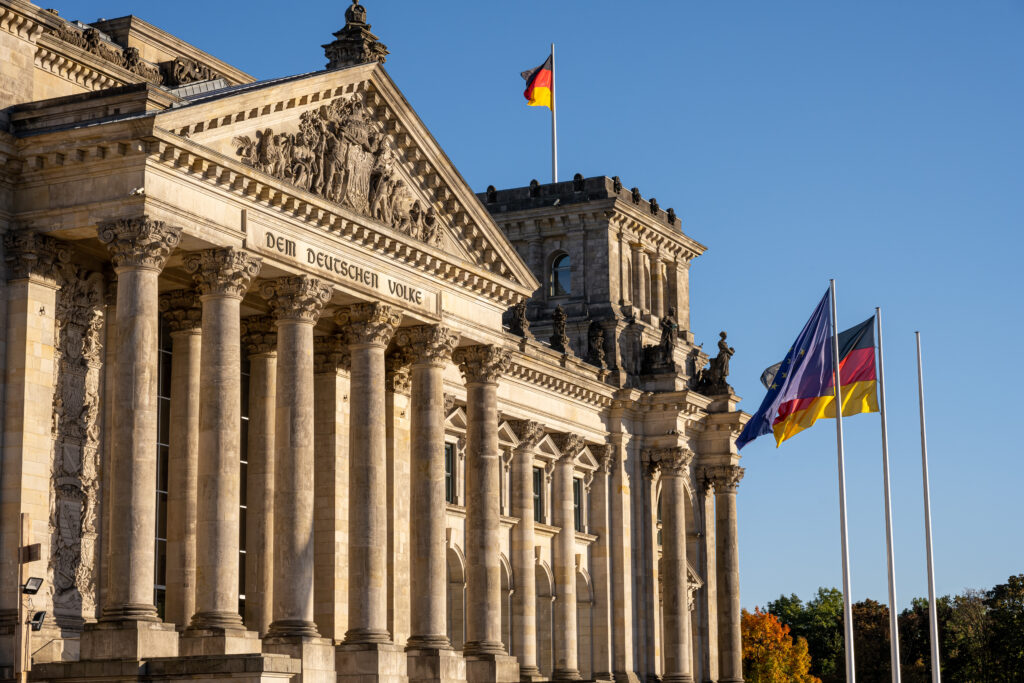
(741, 607, 821, 683)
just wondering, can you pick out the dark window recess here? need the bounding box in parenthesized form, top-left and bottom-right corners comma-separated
(533, 466, 544, 523)
(154, 320, 172, 618)
(573, 478, 583, 532)
(550, 253, 571, 297)
(445, 443, 456, 504)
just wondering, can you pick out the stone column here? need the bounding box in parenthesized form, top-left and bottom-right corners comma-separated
(696, 473, 718, 683)
(335, 302, 407, 683)
(655, 449, 695, 683)
(0, 230, 65, 668)
(452, 345, 519, 683)
(617, 232, 630, 307)
(712, 465, 744, 683)
(630, 244, 645, 313)
(650, 259, 665, 319)
(550, 434, 584, 681)
(181, 248, 262, 653)
(673, 262, 690, 333)
(385, 349, 413, 648)
(261, 276, 336, 682)
(589, 446, 614, 682)
(82, 217, 181, 660)
(398, 325, 465, 683)
(506, 420, 545, 681)
(641, 462, 661, 683)
(313, 334, 350, 643)
(606, 434, 638, 683)
(243, 316, 277, 636)
(159, 290, 202, 631)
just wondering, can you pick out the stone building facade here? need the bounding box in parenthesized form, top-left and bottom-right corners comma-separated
(0, 2, 748, 682)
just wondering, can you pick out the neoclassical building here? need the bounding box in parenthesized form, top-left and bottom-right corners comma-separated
(0, 2, 748, 682)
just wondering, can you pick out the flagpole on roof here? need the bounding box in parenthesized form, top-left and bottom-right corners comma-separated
(916, 332, 942, 683)
(877, 308, 902, 683)
(550, 43, 558, 183)
(829, 279, 857, 683)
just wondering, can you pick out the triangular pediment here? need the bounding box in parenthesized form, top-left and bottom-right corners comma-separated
(153, 63, 538, 294)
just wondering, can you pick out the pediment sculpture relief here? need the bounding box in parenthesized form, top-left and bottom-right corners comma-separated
(234, 96, 442, 247)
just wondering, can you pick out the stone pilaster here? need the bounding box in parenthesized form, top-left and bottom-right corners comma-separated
(630, 244, 646, 314)
(641, 461, 661, 683)
(607, 434, 638, 683)
(385, 347, 413, 648)
(589, 445, 614, 683)
(696, 472, 718, 683)
(652, 448, 695, 683)
(336, 302, 407, 683)
(159, 289, 202, 631)
(452, 345, 519, 683)
(673, 262, 690, 333)
(399, 325, 466, 683)
(243, 316, 277, 637)
(550, 434, 584, 682)
(313, 333, 350, 643)
(711, 465, 744, 683)
(506, 420, 545, 681)
(181, 248, 262, 653)
(83, 217, 181, 660)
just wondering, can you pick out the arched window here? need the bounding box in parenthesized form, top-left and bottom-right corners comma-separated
(549, 253, 571, 297)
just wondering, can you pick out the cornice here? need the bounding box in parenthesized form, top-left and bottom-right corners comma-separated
(505, 352, 615, 409)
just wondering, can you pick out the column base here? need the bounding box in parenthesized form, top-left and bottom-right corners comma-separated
(180, 625, 263, 655)
(406, 647, 466, 683)
(80, 619, 179, 661)
(552, 668, 582, 681)
(263, 634, 336, 683)
(336, 641, 409, 683)
(661, 676, 694, 683)
(592, 672, 615, 683)
(613, 671, 642, 683)
(32, 653, 300, 683)
(517, 665, 545, 682)
(464, 652, 519, 683)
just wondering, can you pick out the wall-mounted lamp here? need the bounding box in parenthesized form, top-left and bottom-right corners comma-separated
(29, 611, 46, 632)
(21, 577, 43, 595)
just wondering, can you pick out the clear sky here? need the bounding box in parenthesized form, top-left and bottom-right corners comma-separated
(68, 0, 1023, 611)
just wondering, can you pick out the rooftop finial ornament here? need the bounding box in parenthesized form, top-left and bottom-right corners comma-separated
(324, 0, 389, 70)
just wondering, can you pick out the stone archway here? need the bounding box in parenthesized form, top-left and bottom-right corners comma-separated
(447, 544, 466, 650)
(576, 569, 594, 679)
(536, 560, 555, 678)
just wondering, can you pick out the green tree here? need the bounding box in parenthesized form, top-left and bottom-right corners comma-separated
(985, 574, 1024, 680)
(769, 588, 844, 683)
(852, 599, 892, 682)
(742, 607, 821, 683)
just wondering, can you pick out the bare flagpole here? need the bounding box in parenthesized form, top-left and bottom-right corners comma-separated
(916, 332, 942, 683)
(550, 42, 558, 183)
(877, 308, 901, 683)
(830, 279, 856, 683)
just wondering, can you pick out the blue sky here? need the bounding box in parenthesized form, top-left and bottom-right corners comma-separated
(71, 1, 1023, 610)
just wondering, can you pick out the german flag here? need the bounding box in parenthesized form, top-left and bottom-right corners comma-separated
(737, 291, 880, 450)
(521, 55, 553, 110)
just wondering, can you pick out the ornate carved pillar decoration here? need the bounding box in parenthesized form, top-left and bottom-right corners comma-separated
(335, 302, 402, 645)
(550, 434, 585, 680)
(652, 448, 696, 683)
(549, 304, 570, 354)
(242, 315, 278, 637)
(4, 228, 71, 282)
(182, 248, 262, 637)
(451, 345, 515, 662)
(323, 0, 389, 70)
(261, 276, 332, 639)
(588, 444, 615, 682)
(509, 299, 532, 340)
(94, 216, 181, 627)
(443, 392, 457, 418)
(709, 465, 744, 683)
(384, 346, 414, 397)
(506, 419, 547, 680)
(159, 289, 202, 630)
(396, 325, 460, 652)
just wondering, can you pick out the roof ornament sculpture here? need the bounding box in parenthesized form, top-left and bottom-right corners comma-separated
(324, 0, 389, 70)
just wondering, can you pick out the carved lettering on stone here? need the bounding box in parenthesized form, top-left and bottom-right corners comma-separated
(233, 96, 442, 247)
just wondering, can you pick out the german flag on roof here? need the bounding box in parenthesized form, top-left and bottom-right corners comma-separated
(521, 55, 553, 110)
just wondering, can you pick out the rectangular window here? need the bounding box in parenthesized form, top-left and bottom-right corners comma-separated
(444, 443, 456, 504)
(573, 478, 583, 532)
(239, 357, 250, 617)
(154, 320, 171, 619)
(533, 466, 544, 523)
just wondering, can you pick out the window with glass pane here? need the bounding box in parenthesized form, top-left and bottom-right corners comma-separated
(656, 494, 663, 547)
(445, 443, 456, 504)
(154, 320, 171, 618)
(573, 478, 583, 532)
(549, 253, 571, 297)
(533, 466, 544, 523)
(239, 357, 250, 617)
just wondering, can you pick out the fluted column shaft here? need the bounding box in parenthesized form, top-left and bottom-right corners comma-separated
(508, 422, 545, 678)
(552, 436, 583, 681)
(658, 449, 695, 683)
(337, 303, 402, 644)
(161, 291, 202, 629)
(630, 244, 647, 313)
(264, 276, 331, 638)
(97, 217, 181, 621)
(714, 465, 744, 683)
(400, 325, 459, 649)
(184, 248, 262, 630)
(454, 345, 512, 657)
(243, 316, 277, 636)
(651, 260, 665, 319)
(589, 447, 614, 682)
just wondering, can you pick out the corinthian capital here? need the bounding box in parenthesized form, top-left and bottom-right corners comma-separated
(708, 464, 745, 492)
(183, 247, 262, 299)
(159, 289, 201, 333)
(592, 444, 615, 474)
(97, 216, 181, 272)
(647, 447, 694, 477)
(335, 302, 402, 347)
(552, 433, 586, 463)
(396, 324, 460, 367)
(261, 275, 331, 323)
(452, 344, 511, 385)
(4, 228, 71, 282)
(242, 315, 277, 356)
(385, 347, 414, 395)
(508, 420, 546, 452)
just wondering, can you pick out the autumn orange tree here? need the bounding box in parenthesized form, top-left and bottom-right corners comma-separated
(742, 607, 821, 683)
